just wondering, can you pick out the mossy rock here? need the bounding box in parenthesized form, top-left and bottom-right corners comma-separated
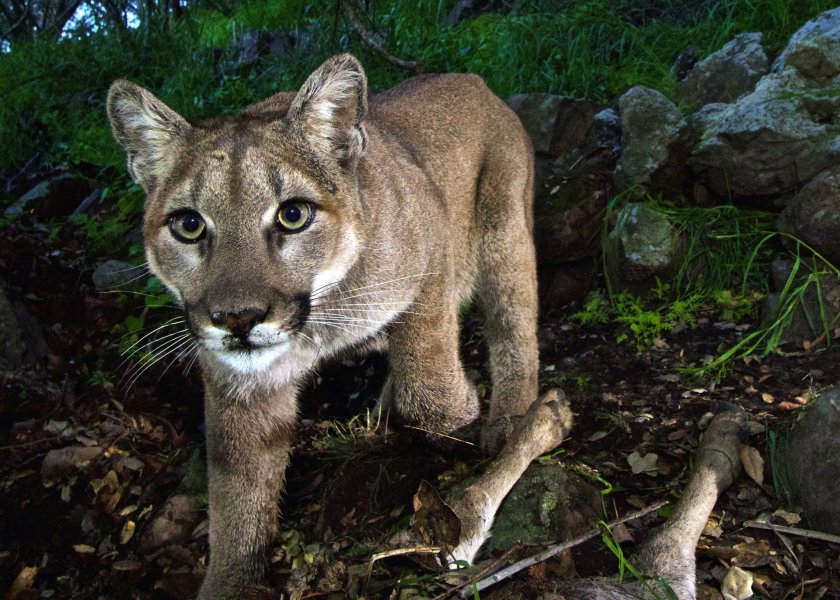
(485, 463, 601, 552)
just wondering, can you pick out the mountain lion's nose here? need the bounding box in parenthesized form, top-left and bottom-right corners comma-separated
(209, 307, 267, 339)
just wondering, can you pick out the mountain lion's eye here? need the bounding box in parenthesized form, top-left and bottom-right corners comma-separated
(277, 201, 314, 232)
(169, 211, 206, 243)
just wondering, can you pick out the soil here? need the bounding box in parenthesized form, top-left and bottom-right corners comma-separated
(1, 203, 839, 600)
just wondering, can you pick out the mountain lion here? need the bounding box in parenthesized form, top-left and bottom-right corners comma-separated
(107, 54, 538, 598)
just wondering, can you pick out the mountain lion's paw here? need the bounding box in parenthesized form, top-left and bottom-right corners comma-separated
(521, 388, 573, 454)
(480, 414, 519, 454)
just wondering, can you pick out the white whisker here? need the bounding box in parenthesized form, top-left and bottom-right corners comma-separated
(308, 314, 395, 326)
(335, 272, 437, 296)
(120, 318, 187, 356)
(123, 334, 193, 391)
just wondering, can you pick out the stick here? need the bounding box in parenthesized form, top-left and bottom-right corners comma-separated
(363, 545, 441, 595)
(432, 543, 521, 600)
(340, 0, 423, 72)
(744, 520, 840, 545)
(456, 499, 669, 598)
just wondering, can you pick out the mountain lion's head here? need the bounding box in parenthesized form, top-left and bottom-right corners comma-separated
(107, 55, 371, 376)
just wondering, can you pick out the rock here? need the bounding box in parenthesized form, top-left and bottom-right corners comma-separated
(226, 28, 272, 70)
(41, 446, 103, 480)
(538, 259, 598, 310)
(676, 33, 769, 112)
(484, 463, 600, 552)
(604, 203, 684, 293)
(507, 94, 605, 156)
(773, 7, 840, 73)
(779, 386, 840, 534)
(534, 108, 619, 266)
(4, 173, 90, 219)
(0, 282, 53, 368)
(785, 35, 840, 81)
(614, 86, 689, 195)
(0, 288, 25, 368)
(92, 260, 144, 291)
(671, 45, 700, 81)
(139, 493, 203, 552)
(690, 67, 840, 201)
(778, 166, 840, 265)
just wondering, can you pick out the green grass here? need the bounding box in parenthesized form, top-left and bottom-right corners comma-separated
(0, 0, 837, 177)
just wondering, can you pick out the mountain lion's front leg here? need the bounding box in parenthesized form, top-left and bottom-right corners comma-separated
(387, 279, 480, 438)
(198, 382, 297, 600)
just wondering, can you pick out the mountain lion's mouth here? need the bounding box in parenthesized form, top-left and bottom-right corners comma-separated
(211, 342, 291, 373)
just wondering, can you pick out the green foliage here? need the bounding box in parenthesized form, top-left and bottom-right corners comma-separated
(572, 291, 611, 326)
(697, 234, 840, 373)
(1, 0, 836, 176)
(89, 368, 115, 389)
(594, 195, 782, 352)
(573, 289, 702, 352)
(68, 212, 132, 256)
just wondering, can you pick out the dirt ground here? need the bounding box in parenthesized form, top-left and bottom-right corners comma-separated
(1, 215, 839, 600)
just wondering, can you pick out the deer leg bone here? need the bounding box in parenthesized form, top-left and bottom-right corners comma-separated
(631, 405, 746, 599)
(540, 405, 747, 600)
(447, 388, 573, 566)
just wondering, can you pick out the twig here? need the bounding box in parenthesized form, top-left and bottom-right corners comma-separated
(340, 0, 423, 72)
(744, 520, 840, 545)
(363, 545, 441, 596)
(456, 499, 669, 598)
(432, 543, 521, 600)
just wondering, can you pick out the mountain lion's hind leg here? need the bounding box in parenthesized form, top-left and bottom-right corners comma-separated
(476, 144, 539, 453)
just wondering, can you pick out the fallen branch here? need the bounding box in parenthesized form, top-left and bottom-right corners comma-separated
(363, 545, 441, 595)
(432, 543, 521, 600)
(744, 520, 840, 545)
(456, 499, 669, 598)
(340, 0, 423, 72)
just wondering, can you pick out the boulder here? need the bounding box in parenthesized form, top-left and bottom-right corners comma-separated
(0, 288, 24, 368)
(773, 7, 840, 73)
(779, 387, 840, 534)
(778, 166, 840, 265)
(507, 94, 605, 156)
(483, 463, 601, 552)
(784, 34, 840, 81)
(538, 258, 598, 310)
(690, 67, 840, 201)
(534, 108, 619, 266)
(41, 446, 103, 480)
(4, 173, 90, 219)
(614, 86, 689, 196)
(604, 203, 684, 293)
(676, 32, 769, 112)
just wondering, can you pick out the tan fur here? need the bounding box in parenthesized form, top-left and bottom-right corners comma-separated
(107, 54, 538, 598)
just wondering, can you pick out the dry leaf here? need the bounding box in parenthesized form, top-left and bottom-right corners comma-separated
(761, 392, 774, 404)
(120, 520, 136, 544)
(5, 565, 38, 599)
(739, 446, 764, 487)
(627, 451, 658, 475)
(721, 565, 753, 600)
(411, 480, 461, 550)
(73, 544, 96, 554)
(732, 539, 775, 568)
(772, 509, 801, 525)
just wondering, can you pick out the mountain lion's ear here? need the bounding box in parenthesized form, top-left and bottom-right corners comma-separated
(287, 54, 368, 168)
(107, 80, 190, 192)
